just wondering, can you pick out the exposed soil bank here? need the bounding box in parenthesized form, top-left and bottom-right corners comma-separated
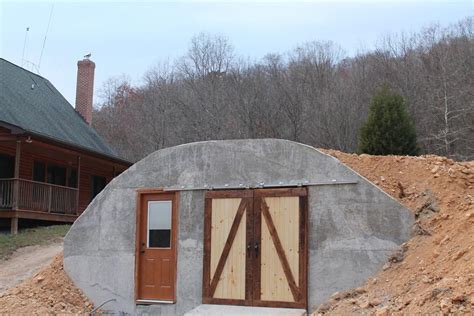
(0, 241, 63, 293)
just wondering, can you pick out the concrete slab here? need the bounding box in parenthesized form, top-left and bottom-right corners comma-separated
(184, 304, 307, 316)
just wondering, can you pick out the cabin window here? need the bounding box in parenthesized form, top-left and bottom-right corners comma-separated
(0, 154, 15, 178)
(91, 175, 107, 200)
(34, 161, 75, 188)
(47, 165, 67, 186)
(68, 168, 78, 188)
(147, 201, 172, 248)
(33, 161, 46, 182)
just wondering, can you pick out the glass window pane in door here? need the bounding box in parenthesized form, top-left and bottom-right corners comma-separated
(148, 201, 172, 248)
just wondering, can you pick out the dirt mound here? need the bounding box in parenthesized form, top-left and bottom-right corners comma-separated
(315, 150, 474, 315)
(0, 254, 93, 314)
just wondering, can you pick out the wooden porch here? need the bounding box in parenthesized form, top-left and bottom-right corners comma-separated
(0, 178, 78, 233)
(0, 127, 130, 234)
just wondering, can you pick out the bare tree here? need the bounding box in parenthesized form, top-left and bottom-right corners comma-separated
(93, 17, 474, 162)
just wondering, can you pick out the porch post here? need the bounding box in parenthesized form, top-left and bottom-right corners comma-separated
(11, 217, 18, 235)
(12, 140, 21, 210)
(76, 156, 81, 215)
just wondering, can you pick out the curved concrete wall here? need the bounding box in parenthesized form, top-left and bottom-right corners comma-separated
(64, 139, 413, 314)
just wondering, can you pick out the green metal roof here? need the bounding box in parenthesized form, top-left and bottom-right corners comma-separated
(0, 58, 127, 162)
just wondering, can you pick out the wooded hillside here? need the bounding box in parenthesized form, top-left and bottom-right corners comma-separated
(93, 18, 473, 162)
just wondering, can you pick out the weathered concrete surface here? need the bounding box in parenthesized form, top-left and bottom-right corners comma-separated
(64, 139, 413, 315)
(307, 182, 412, 310)
(185, 305, 306, 315)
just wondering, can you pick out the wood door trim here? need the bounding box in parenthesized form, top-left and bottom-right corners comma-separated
(260, 198, 300, 302)
(254, 187, 307, 197)
(134, 191, 142, 303)
(209, 198, 248, 297)
(202, 196, 212, 299)
(134, 190, 178, 304)
(299, 195, 309, 309)
(202, 297, 251, 306)
(245, 195, 255, 302)
(136, 188, 165, 194)
(205, 190, 253, 198)
(253, 195, 262, 301)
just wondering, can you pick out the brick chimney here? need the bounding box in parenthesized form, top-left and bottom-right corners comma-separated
(75, 58, 95, 124)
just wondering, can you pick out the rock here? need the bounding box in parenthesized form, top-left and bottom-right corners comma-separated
(451, 294, 466, 304)
(452, 250, 466, 261)
(440, 235, 450, 244)
(375, 306, 390, 316)
(330, 291, 342, 300)
(12, 288, 21, 295)
(397, 182, 406, 198)
(422, 275, 431, 284)
(317, 302, 332, 313)
(389, 248, 405, 263)
(413, 223, 431, 236)
(440, 213, 450, 220)
(431, 166, 440, 174)
(383, 263, 391, 271)
(440, 298, 451, 310)
(370, 298, 382, 306)
(355, 287, 367, 294)
(358, 300, 370, 309)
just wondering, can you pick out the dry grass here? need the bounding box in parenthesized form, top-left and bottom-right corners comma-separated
(0, 225, 70, 260)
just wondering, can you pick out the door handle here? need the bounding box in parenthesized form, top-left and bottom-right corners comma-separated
(247, 242, 251, 258)
(140, 242, 145, 254)
(254, 241, 259, 258)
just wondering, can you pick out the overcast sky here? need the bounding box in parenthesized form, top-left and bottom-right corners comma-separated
(1, 1, 472, 106)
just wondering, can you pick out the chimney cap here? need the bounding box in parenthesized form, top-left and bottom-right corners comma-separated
(77, 58, 95, 67)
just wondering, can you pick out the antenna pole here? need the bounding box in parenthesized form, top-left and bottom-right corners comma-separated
(21, 27, 30, 67)
(38, 4, 54, 71)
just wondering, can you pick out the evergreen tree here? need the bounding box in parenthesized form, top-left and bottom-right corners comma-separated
(358, 86, 419, 155)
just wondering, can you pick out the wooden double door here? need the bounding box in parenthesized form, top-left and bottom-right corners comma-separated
(203, 188, 308, 308)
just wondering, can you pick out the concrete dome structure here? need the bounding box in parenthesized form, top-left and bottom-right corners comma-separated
(64, 139, 413, 315)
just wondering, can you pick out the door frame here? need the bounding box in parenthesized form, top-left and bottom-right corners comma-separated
(202, 188, 308, 309)
(134, 189, 179, 304)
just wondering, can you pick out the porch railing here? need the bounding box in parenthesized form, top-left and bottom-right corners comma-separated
(0, 178, 78, 215)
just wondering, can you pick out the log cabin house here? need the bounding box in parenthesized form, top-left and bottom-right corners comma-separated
(0, 58, 131, 234)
